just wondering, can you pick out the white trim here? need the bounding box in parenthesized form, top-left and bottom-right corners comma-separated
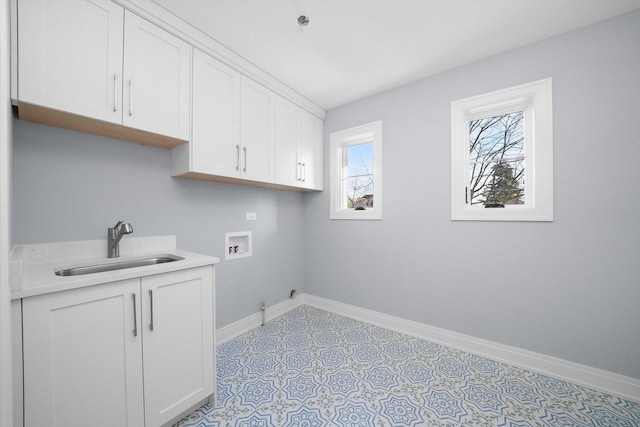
(451, 78, 553, 221)
(302, 294, 640, 404)
(217, 293, 640, 403)
(329, 121, 383, 220)
(1, 0, 14, 425)
(216, 297, 304, 345)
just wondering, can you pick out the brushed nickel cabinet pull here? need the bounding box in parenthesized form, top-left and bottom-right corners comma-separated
(243, 147, 247, 172)
(113, 74, 118, 112)
(148, 289, 154, 331)
(132, 293, 137, 337)
(236, 145, 240, 171)
(128, 79, 134, 116)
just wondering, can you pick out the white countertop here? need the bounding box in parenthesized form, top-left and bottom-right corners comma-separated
(10, 236, 220, 299)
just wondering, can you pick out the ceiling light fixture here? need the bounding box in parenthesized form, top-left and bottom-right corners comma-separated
(297, 15, 309, 26)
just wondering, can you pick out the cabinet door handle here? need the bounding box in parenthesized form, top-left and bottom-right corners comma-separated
(113, 74, 118, 112)
(243, 147, 247, 172)
(235, 145, 240, 171)
(128, 79, 134, 116)
(297, 162, 301, 181)
(148, 289, 154, 331)
(302, 163, 306, 182)
(132, 293, 138, 337)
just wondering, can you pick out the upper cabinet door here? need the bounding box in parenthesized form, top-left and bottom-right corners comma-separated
(240, 77, 275, 183)
(191, 49, 241, 177)
(275, 96, 300, 187)
(123, 11, 191, 141)
(18, 0, 124, 123)
(297, 109, 324, 190)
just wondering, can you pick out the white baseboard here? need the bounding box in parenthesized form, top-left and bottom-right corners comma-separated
(216, 296, 304, 344)
(303, 294, 640, 404)
(215, 293, 640, 403)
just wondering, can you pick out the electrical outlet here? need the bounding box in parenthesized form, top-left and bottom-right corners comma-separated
(246, 212, 257, 221)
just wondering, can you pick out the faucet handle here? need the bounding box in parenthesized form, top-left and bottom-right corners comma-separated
(112, 220, 124, 230)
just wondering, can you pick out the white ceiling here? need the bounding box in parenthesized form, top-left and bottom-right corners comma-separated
(153, 0, 640, 110)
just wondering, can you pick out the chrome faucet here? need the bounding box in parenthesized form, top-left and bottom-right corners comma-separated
(108, 220, 134, 258)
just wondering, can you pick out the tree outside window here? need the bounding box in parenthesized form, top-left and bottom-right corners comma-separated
(345, 142, 374, 209)
(468, 111, 525, 207)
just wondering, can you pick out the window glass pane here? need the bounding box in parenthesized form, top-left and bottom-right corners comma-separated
(344, 141, 374, 209)
(468, 111, 525, 206)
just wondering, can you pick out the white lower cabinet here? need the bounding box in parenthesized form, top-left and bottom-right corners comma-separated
(21, 266, 214, 427)
(141, 268, 215, 426)
(22, 279, 145, 427)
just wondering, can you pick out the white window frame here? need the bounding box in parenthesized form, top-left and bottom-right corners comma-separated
(330, 120, 382, 220)
(451, 78, 553, 221)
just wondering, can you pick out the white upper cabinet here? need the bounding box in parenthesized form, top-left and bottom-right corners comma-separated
(297, 109, 324, 190)
(275, 97, 299, 187)
(16, 0, 191, 145)
(173, 53, 281, 185)
(240, 76, 276, 183)
(191, 49, 241, 176)
(173, 48, 241, 178)
(175, 70, 323, 190)
(275, 96, 324, 190)
(122, 11, 191, 141)
(16, 0, 324, 189)
(18, 0, 124, 124)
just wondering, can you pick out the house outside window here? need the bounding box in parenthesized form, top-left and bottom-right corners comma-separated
(451, 79, 553, 221)
(330, 121, 382, 220)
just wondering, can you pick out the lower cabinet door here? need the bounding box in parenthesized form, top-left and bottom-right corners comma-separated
(22, 279, 144, 427)
(141, 267, 214, 426)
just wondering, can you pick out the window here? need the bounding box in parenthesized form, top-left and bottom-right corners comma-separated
(451, 78, 553, 221)
(330, 121, 382, 220)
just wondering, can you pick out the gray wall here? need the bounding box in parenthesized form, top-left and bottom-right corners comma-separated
(305, 10, 640, 379)
(12, 118, 305, 327)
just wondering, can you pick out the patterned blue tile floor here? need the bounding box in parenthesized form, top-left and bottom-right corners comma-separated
(174, 305, 640, 427)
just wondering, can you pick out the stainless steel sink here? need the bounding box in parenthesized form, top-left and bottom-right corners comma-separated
(55, 255, 185, 276)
